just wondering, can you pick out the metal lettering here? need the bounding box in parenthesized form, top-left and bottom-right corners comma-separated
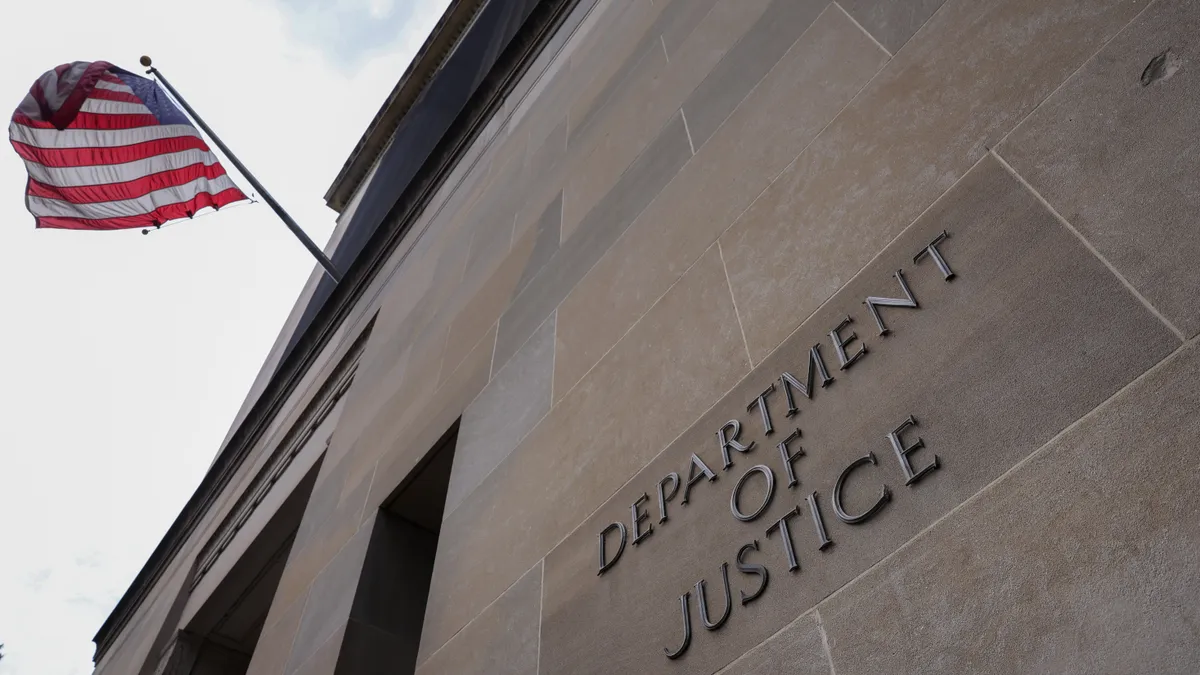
(829, 316, 867, 370)
(747, 383, 776, 435)
(663, 592, 692, 659)
(696, 563, 732, 631)
(765, 506, 802, 572)
(864, 270, 918, 336)
(805, 492, 833, 550)
(597, 522, 627, 575)
(887, 415, 939, 485)
(913, 230, 955, 280)
(779, 346, 834, 416)
(832, 452, 892, 525)
(631, 493, 653, 546)
(717, 419, 755, 470)
(736, 540, 769, 605)
(730, 465, 776, 522)
(776, 428, 804, 488)
(681, 453, 718, 505)
(657, 472, 681, 524)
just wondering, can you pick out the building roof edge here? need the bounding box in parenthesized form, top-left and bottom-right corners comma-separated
(322, 0, 486, 213)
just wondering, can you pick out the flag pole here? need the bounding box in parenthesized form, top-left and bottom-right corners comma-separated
(138, 56, 342, 284)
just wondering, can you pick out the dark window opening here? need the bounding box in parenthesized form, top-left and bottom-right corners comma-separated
(335, 421, 459, 674)
(154, 459, 323, 675)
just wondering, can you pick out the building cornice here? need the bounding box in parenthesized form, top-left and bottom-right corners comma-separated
(323, 0, 487, 213)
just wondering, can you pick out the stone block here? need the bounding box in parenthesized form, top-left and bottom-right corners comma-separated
(493, 111, 692, 373)
(536, 156, 1176, 675)
(716, 613, 830, 675)
(998, 0, 1200, 337)
(363, 324, 496, 516)
(415, 562, 543, 675)
(274, 470, 372, 617)
(559, 0, 782, 245)
(442, 208, 547, 382)
(447, 311, 555, 519)
(555, 6, 888, 399)
(719, 0, 1150, 362)
(837, 0, 948, 54)
(566, 1, 668, 148)
(680, 0, 826, 150)
(820, 341, 1200, 674)
(289, 624, 343, 675)
(419, 245, 751, 661)
(245, 591, 308, 675)
(284, 516, 373, 674)
(566, 0, 673, 150)
(511, 191, 562, 301)
(561, 45, 670, 242)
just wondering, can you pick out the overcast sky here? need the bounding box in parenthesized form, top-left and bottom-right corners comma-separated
(0, 1, 449, 673)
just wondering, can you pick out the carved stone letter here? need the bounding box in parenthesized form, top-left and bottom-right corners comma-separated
(681, 453, 718, 505)
(664, 592, 692, 660)
(887, 415, 939, 485)
(747, 383, 777, 435)
(736, 540, 769, 605)
(913, 230, 955, 280)
(864, 270, 919, 336)
(657, 472, 681, 524)
(597, 521, 627, 575)
(776, 428, 804, 488)
(717, 419, 755, 470)
(779, 345, 834, 416)
(765, 506, 802, 572)
(832, 452, 892, 525)
(696, 563, 732, 631)
(730, 465, 776, 522)
(631, 493, 653, 546)
(829, 316, 867, 370)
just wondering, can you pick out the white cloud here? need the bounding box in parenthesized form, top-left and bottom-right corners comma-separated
(0, 0, 448, 673)
(272, 0, 447, 71)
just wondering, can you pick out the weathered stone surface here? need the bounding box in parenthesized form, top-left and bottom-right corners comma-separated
(289, 624, 343, 675)
(659, 0, 723, 57)
(334, 620, 414, 675)
(566, 1, 669, 149)
(447, 311, 555, 519)
(364, 324, 496, 516)
(537, 156, 1176, 675)
(555, 5, 887, 399)
(493, 111, 692, 373)
(284, 516, 373, 674)
(821, 340, 1200, 675)
(680, 0, 826, 149)
(512, 191, 562, 302)
(523, 117, 568, 190)
(720, 0, 1151, 362)
(716, 613, 830, 675)
(560, 43, 670, 242)
(998, 0, 1200, 337)
(837, 0, 948, 54)
(559, 0, 731, 241)
(415, 562, 543, 675)
(274, 469, 371, 618)
(442, 205, 548, 381)
(565, 0, 701, 151)
(419, 245, 751, 662)
(245, 591, 308, 675)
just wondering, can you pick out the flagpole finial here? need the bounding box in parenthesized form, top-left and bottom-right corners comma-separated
(139, 55, 153, 67)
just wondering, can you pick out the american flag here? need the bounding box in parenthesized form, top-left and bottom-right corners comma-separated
(8, 61, 247, 231)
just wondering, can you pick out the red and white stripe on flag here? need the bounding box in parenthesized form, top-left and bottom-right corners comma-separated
(8, 61, 247, 230)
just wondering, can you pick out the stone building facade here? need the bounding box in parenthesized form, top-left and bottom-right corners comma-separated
(93, 0, 1200, 673)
